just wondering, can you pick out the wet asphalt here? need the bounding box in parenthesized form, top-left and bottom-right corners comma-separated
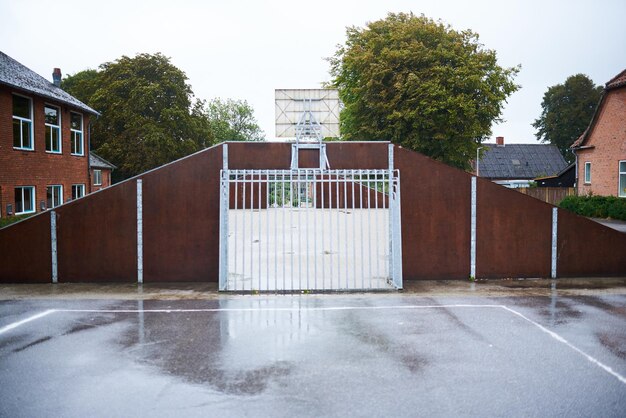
(1, 282, 625, 417)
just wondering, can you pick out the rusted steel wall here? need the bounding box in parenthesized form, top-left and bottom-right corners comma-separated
(557, 210, 626, 277)
(476, 180, 552, 278)
(142, 146, 222, 282)
(395, 147, 471, 280)
(56, 180, 137, 282)
(0, 212, 52, 283)
(1, 140, 625, 284)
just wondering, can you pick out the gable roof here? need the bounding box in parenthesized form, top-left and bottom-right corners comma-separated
(89, 152, 116, 170)
(571, 68, 626, 149)
(0, 51, 98, 115)
(478, 144, 568, 180)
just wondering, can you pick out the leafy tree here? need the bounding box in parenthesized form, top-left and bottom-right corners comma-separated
(328, 12, 519, 169)
(60, 69, 99, 104)
(533, 74, 602, 163)
(63, 53, 213, 179)
(205, 98, 265, 142)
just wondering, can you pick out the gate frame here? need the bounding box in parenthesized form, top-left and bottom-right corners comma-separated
(218, 143, 403, 292)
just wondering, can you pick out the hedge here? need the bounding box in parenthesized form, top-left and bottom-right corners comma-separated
(559, 195, 626, 220)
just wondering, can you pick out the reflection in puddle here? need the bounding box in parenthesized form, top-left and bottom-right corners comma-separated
(120, 298, 332, 395)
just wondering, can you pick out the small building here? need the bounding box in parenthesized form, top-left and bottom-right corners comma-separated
(89, 153, 116, 193)
(571, 69, 626, 197)
(476, 136, 568, 188)
(535, 163, 576, 188)
(0, 51, 99, 218)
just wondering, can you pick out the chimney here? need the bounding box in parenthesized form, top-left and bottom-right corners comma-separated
(496, 136, 504, 146)
(52, 68, 62, 87)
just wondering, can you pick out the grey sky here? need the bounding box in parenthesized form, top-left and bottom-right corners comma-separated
(1, 0, 624, 144)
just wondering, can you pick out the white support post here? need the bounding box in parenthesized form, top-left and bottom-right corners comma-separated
(551, 207, 558, 279)
(50, 210, 58, 283)
(470, 176, 477, 279)
(219, 144, 229, 290)
(137, 179, 143, 284)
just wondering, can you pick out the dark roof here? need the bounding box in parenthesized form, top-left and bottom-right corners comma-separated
(478, 144, 568, 180)
(89, 153, 116, 170)
(571, 68, 625, 149)
(0, 51, 98, 115)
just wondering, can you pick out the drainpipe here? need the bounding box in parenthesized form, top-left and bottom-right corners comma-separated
(572, 148, 578, 191)
(87, 120, 92, 193)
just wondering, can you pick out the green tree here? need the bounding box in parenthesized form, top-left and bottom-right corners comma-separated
(532, 74, 602, 163)
(206, 98, 265, 142)
(63, 53, 213, 179)
(328, 12, 519, 169)
(60, 69, 99, 104)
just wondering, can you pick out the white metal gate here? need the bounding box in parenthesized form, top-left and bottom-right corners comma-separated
(218, 168, 402, 291)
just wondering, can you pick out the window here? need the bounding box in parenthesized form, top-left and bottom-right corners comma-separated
(70, 112, 84, 155)
(46, 185, 63, 209)
(72, 184, 85, 200)
(93, 169, 102, 186)
(15, 186, 35, 214)
(584, 162, 591, 184)
(13, 95, 33, 150)
(617, 161, 626, 197)
(45, 105, 62, 153)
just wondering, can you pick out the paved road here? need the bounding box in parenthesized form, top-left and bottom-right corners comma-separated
(1, 286, 625, 417)
(591, 218, 626, 233)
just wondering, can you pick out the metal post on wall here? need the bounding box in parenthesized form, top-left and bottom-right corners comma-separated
(470, 176, 477, 279)
(218, 144, 229, 290)
(137, 179, 143, 284)
(551, 207, 558, 279)
(50, 210, 58, 283)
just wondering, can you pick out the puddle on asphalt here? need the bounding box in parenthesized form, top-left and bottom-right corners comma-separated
(118, 300, 297, 395)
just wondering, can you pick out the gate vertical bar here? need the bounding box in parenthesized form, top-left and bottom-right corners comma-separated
(391, 171, 403, 289)
(137, 179, 143, 284)
(388, 145, 394, 284)
(359, 169, 364, 288)
(234, 170, 238, 291)
(50, 210, 58, 283)
(551, 207, 558, 279)
(470, 176, 477, 279)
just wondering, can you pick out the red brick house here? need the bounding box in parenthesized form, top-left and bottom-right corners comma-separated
(89, 153, 116, 192)
(571, 69, 626, 197)
(0, 51, 99, 218)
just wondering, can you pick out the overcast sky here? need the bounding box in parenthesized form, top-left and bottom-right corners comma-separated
(1, 0, 624, 144)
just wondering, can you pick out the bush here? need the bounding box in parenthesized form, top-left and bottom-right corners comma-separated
(559, 195, 626, 220)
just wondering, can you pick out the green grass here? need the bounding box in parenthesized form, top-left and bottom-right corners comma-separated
(0, 213, 35, 229)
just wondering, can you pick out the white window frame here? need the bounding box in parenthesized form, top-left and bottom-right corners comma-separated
(617, 160, 626, 197)
(72, 184, 85, 200)
(12, 94, 34, 151)
(93, 169, 102, 186)
(70, 112, 84, 156)
(15, 186, 36, 214)
(44, 104, 62, 154)
(46, 185, 63, 209)
(584, 162, 591, 184)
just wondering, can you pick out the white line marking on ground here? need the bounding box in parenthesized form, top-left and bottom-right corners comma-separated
(500, 305, 626, 385)
(0, 310, 56, 335)
(53, 304, 503, 313)
(2, 304, 623, 386)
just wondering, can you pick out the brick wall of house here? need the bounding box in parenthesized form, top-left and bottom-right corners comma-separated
(90, 167, 112, 193)
(0, 85, 91, 217)
(576, 88, 626, 197)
